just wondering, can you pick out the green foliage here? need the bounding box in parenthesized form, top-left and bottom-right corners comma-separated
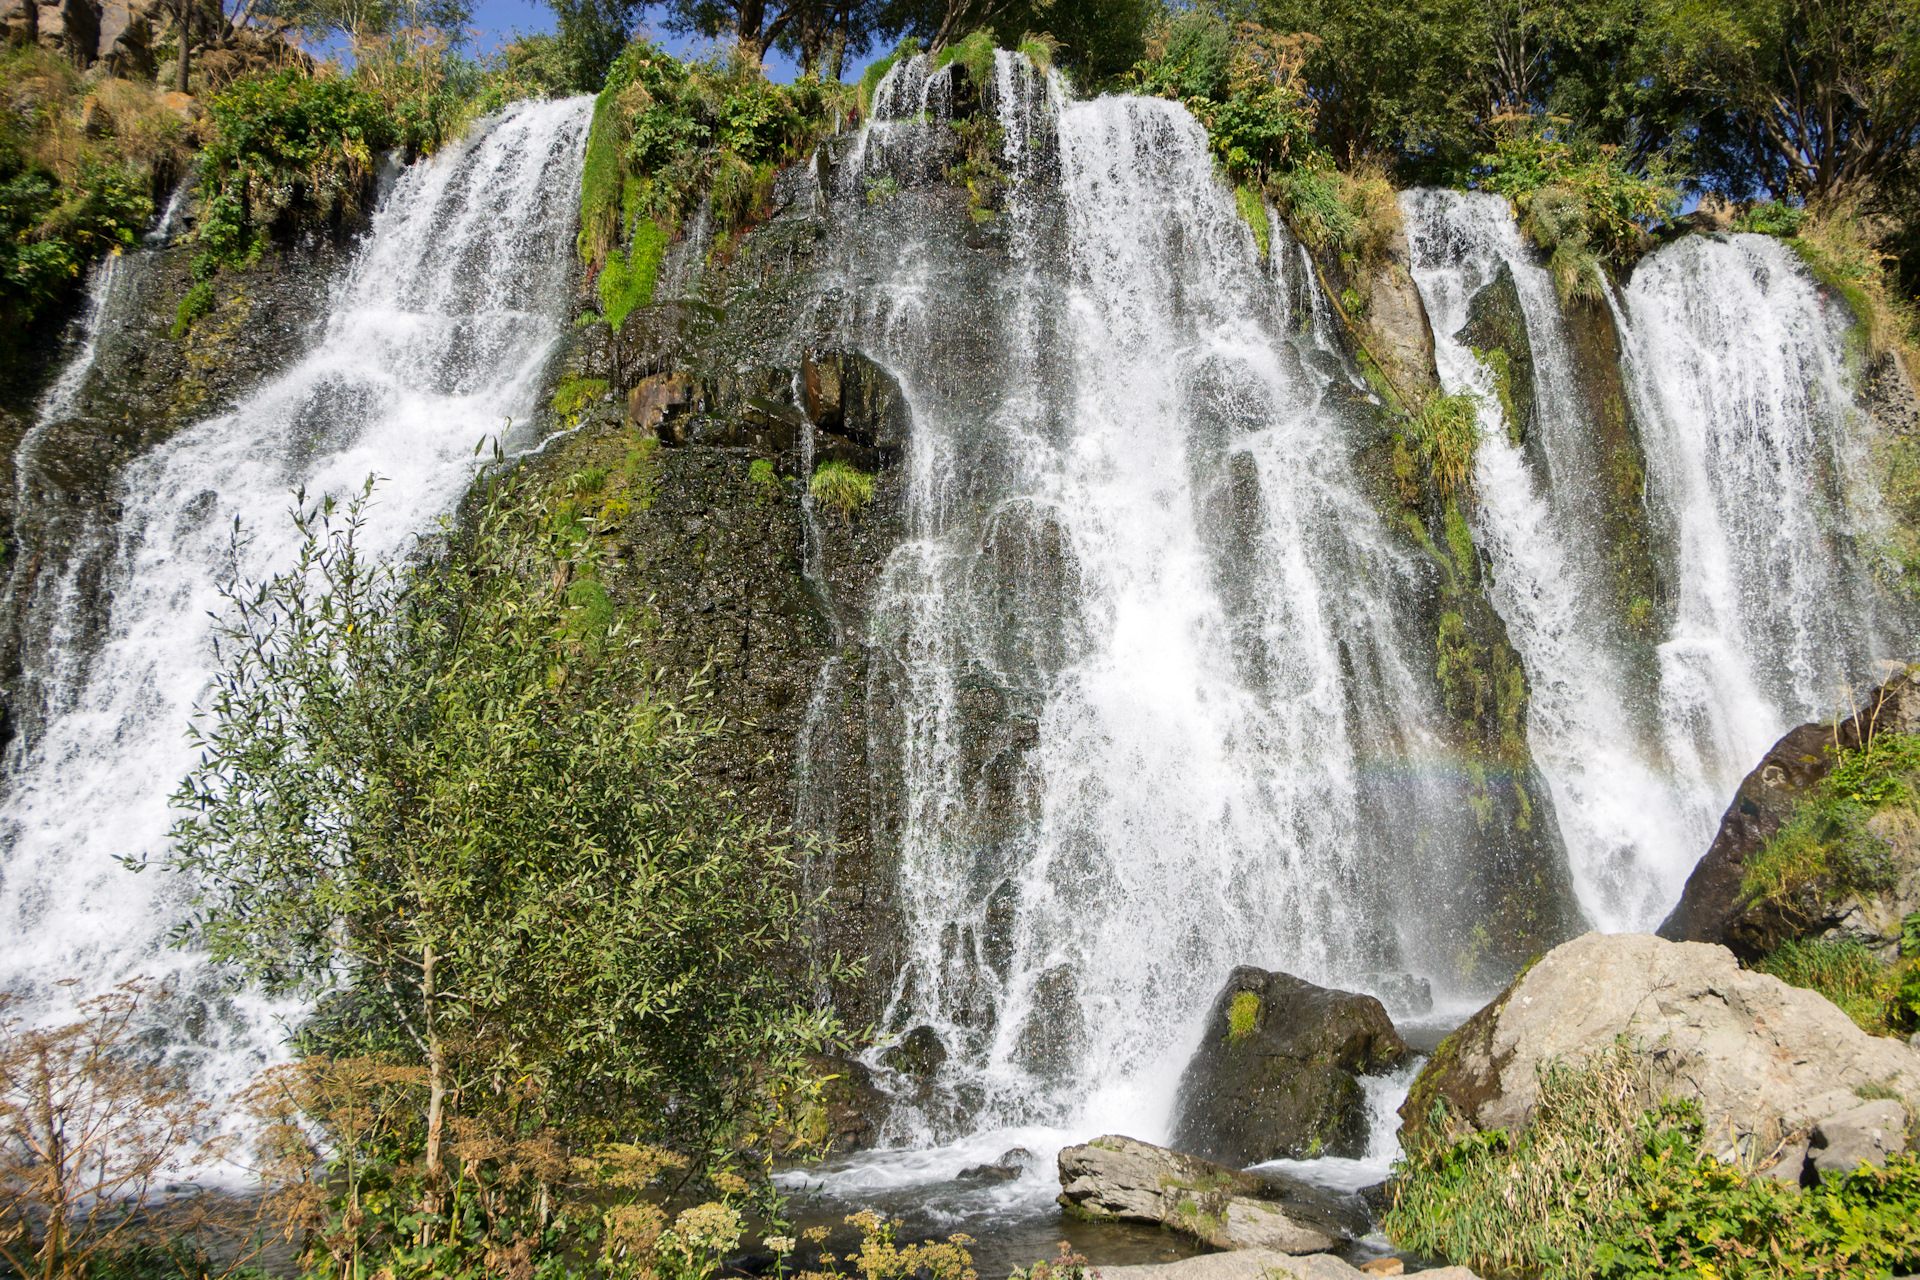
(1472, 124, 1679, 298)
(747, 457, 780, 503)
(1132, 15, 1316, 186)
(553, 374, 611, 424)
(599, 219, 668, 328)
(1753, 937, 1899, 1035)
(864, 173, 901, 204)
(931, 29, 997, 91)
(159, 471, 854, 1241)
(946, 115, 1007, 223)
(170, 279, 215, 338)
(809, 459, 875, 520)
(1737, 200, 1810, 238)
(1387, 1044, 1920, 1280)
(1226, 991, 1259, 1042)
(1405, 392, 1482, 502)
(194, 70, 404, 273)
(1235, 184, 1270, 258)
(1742, 731, 1920, 921)
(0, 49, 171, 344)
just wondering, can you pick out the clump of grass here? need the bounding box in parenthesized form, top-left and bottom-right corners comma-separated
(1235, 185, 1270, 259)
(809, 459, 875, 521)
(1226, 991, 1259, 1043)
(1788, 197, 1918, 365)
(1753, 937, 1896, 1034)
(747, 457, 780, 504)
(552, 376, 610, 425)
(1387, 1044, 1667, 1277)
(170, 279, 216, 338)
(1404, 393, 1482, 502)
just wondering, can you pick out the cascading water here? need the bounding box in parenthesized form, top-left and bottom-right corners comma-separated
(0, 97, 591, 1097)
(1617, 232, 1900, 838)
(1404, 192, 1905, 935)
(792, 62, 1510, 1220)
(1403, 190, 1696, 930)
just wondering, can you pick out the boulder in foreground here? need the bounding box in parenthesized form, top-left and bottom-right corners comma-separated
(1171, 966, 1412, 1165)
(1057, 1134, 1360, 1254)
(1089, 1248, 1477, 1280)
(1400, 931, 1920, 1162)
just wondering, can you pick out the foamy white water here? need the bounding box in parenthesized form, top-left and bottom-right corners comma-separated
(0, 97, 591, 1095)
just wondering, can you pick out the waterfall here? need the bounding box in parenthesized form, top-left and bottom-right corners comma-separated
(1617, 232, 1899, 836)
(1403, 189, 1696, 930)
(820, 64, 1492, 1162)
(0, 97, 591, 1094)
(1404, 192, 1903, 933)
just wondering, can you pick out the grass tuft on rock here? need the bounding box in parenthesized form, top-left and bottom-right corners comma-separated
(809, 459, 875, 521)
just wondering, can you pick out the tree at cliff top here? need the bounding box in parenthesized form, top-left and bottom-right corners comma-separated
(1647, 0, 1920, 205)
(155, 469, 849, 1238)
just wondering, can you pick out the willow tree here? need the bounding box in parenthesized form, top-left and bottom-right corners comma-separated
(159, 469, 847, 1223)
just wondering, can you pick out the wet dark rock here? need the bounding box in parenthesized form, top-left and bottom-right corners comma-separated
(1012, 963, 1088, 1080)
(1170, 967, 1412, 1166)
(1354, 972, 1432, 1018)
(882, 1024, 947, 1077)
(1659, 666, 1920, 956)
(1057, 1134, 1360, 1253)
(790, 1053, 887, 1154)
(802, 348, 910, 459)
(955, 1162, 1021, 1182)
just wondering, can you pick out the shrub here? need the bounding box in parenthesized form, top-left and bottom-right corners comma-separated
(1132, 17, 1317, 186)
(1472, 122, 1679, 299)
(809, 459, 875, 520)
(1386, 1044, 1920, 1280)
(161, 471, 855, 1274)
(1741, 730, 1920, 921)
(1736, 200, 1810, 238)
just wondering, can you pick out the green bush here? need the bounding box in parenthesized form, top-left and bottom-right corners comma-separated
(1404, 392, 1482, 502)
(1737, 199, 1810, 238)
(1742, 731, 1920, 921)
(169, 279, 215, 338)
(1132, 16, 1317, 186)
(1471, 123, 1678, 300)
(1387, 1045, 1920, 1280)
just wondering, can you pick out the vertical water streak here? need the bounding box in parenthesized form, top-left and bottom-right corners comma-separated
(0, 98, 592, 1098)
(841, 89, 1477, 1145)
(1616, 232, 1897, 844)
(1403, 189, 1693, 930)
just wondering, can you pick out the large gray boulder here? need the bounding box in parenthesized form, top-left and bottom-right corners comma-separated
(1400, 931, 1920, 1162)
(1093, 1251, 1477, 1280)
(1056, 1135, 1360, 1254)
(1170, 967, 1412, 1165)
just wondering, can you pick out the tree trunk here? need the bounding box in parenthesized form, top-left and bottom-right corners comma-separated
(826, 26, 847, 81)
(423, 943, 447, 1229)
(174, 0, 190, 93)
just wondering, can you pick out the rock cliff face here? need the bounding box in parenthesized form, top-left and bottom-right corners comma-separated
(1, 0, 302, 82)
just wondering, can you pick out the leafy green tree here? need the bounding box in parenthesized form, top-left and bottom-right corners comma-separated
(1647, 0, 1920, 203)
(1255, 0, 1485, 168)
(158, 470, 848, 1215)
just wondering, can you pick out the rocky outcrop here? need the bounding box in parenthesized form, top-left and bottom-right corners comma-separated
(1658, 665, 1920, 955)
(1362, 227, 1440, 404)
(1400, 931, 1920, 1163)
(1093, 1253, 1475, 1280)
(3, 0, 302, 82)
(1056, 1135, 1361, 1254)
(1765, 1097, 1909, 1187)
(1170, 968, 1411, 1165)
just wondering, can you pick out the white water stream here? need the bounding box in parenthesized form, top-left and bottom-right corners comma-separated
(0, 97, 590, 1096)
(1405, 192, 1900, 936)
